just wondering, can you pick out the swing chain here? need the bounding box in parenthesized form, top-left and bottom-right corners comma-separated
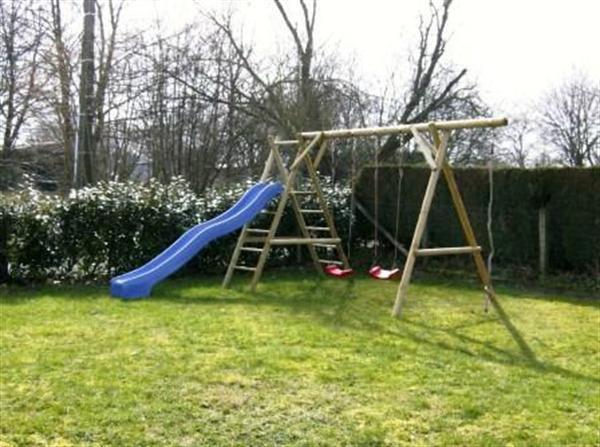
(347, 138, 358, 259)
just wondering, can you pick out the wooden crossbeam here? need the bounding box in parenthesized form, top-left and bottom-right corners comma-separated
(289, 133, 323, 170)
(416, 246, 481, 256)
(301, 117, 507, 139)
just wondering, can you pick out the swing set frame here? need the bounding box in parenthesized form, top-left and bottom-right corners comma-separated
(223, 117, 508, 317)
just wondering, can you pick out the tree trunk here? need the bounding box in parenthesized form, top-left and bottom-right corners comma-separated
(77, 0, 96, 186)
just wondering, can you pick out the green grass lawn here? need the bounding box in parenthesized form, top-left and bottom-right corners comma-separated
(1, 271, 599, 446)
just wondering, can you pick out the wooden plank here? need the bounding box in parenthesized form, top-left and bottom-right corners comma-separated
(410, 127, 437, 169)
(441, 160, 499, 307)
(223, 223, 249, 287)
(240, 247, 264, 253)
(225, 141, 277, 287)
(289, 133, 323, 170)
(259, 147, 275, 181)
(270, 237, 341, 245)
(234, 266, 257, 272)
(539, 207, 547, 277)
(246, 228, 269, 234)
(313, 139, 330, 170)
(300, 117, 508, 139)
(271, 142, 322, 273)
(416, 246, 481, 256)
(354, 199, 408, 257)
(249, 163, 295, 290)
(392, 129, 450, 317)
(302, 153, 351, 269)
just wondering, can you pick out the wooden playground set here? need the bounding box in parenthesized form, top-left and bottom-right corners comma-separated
(223, 117, 508, 317)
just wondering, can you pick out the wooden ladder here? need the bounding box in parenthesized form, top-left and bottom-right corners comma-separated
(223, 134, 350, 290)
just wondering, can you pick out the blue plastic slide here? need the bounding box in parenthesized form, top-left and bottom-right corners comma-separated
(110, 181, 283, 299)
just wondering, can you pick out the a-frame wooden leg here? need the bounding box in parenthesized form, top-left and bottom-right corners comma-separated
(271, 141, 322, 274)
(223, 150, 276, 288)
(302, 152, 351, 269)
(441, 164, 497, 308)
(248, 135, 322, 290)
(392, 129, 449, 317)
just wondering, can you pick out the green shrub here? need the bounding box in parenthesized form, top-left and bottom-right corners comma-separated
(1, 177, 357, 283)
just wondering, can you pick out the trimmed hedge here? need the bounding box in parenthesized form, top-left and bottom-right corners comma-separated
(0, 177, 355, 283)
(356, 166, 600, 276)
(2, 168, 597, 285)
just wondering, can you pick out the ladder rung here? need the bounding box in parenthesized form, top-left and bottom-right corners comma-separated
(318, 259, 343, 265)
(292, 190, 316, 195)
(269, 237, 341, 245)
(246, 228, 270, 234)
(307, 226, 330, 231)
(234, 265, 257, 272)
(301, 209, 323, 214)
(314, 243, 336, 248)
(261, 210, 276, 215)
(240, 247, 264, 253)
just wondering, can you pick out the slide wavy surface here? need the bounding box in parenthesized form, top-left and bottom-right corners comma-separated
(110, 181, 283, 299)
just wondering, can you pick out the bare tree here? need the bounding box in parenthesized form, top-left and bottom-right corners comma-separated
(376, 0, 472, 161)
(0, 0, 44, 156)
(46, 0, 77, 189)
(128, 23, 267, 191)
(42, 0, 126, 188)
(539, 75, 599, 167)
(206, 0, 346, 138)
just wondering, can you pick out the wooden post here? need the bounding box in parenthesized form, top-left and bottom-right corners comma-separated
(392, 129, 449, 317)
(440, 161, 498, 309)
(538, 207, 547, 277)
(302, 152, 351, 269)
(248, 155, 299, 290)
(223, 148, 275, 288)
(271, 142, 322, 273)
(354, 199, 408, 257)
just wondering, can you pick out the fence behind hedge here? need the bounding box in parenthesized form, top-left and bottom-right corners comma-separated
(355, 166, 600, 276)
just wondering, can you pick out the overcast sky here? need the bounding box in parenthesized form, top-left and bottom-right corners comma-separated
(124, 0, 600, 115)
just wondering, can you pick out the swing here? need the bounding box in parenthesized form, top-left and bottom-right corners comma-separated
(368, 136, 405, 280)
(324, 263, 354, 277)
(368, 265, 401, 279)
(324, 138, 355, 278)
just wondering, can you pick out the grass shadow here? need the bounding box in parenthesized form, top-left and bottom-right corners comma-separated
(2, 273, 598, 385)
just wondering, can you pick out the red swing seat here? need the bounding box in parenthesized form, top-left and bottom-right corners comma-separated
(324, 264, 354, 278)
(368, 265, 401, 280)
